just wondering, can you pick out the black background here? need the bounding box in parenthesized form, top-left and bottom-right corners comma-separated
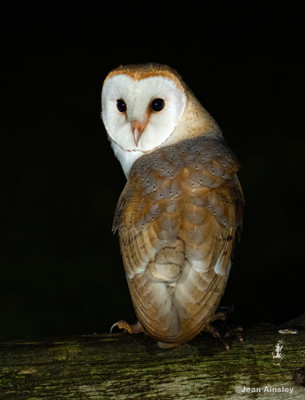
(1, 1, 304, 340)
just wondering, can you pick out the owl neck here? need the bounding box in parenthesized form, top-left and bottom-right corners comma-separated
(163, 91, 222, 146)
(110, 140, 144, 178)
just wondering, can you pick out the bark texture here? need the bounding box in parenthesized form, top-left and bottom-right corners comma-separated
(1, 316, 305, 399)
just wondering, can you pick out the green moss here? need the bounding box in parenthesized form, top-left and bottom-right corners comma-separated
(1, 323, 305, 399)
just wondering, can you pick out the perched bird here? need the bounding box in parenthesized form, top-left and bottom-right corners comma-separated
(101, 63, 244, 348)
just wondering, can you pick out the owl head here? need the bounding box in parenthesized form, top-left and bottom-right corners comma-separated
(102, 63, 220, 176)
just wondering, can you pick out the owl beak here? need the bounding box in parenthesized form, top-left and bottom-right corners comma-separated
(131, 120, 146, 147)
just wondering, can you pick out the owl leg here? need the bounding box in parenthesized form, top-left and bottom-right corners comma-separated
(110, 320, 144, 335)
(207, 311, 227, 323)
(203, 305, 244, 349)
(203, 323, 230, 350)
(202, 305, 243, 349)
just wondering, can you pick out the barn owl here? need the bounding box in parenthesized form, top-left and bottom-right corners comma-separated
(102, 63, 244, 348)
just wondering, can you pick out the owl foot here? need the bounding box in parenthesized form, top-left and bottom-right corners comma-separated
(203, 323, 230, 350)
(202, 305, 243, 349)
(204, 324, 244, 349)
(110, 320, 144, 335)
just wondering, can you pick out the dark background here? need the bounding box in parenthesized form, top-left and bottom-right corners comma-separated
(1, 2, 304, 340)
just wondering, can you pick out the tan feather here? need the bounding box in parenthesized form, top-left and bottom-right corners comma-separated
(113, 135, 244, 345)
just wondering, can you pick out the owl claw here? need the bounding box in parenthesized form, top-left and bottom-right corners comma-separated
(203, 323, 230, 349)
(234, 326, 244, 342)
(110, 320, 144, 335)
(110, 320, 133, 334)
(202, 306, 244, 349)
(110, 320, 124, 334)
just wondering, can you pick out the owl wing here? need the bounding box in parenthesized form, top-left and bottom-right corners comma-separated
(113, 136, 244, 343)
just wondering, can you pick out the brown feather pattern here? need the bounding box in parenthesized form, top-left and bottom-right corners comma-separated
(113, 135, 244, 345)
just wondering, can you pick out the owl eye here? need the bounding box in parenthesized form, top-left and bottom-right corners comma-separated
(116, 99, 127, 112)
(151, 98, 165, 112)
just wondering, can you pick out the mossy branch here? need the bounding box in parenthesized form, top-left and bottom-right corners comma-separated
(1, 316, 305, 399)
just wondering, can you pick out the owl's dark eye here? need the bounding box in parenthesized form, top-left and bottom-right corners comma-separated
(151, 98, 165, 112)
(116, 99, 126, 112)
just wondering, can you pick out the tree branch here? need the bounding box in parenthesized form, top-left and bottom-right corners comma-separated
(1, 316, 305, 399)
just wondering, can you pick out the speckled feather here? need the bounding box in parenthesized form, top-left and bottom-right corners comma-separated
(113, 135, 244, 345)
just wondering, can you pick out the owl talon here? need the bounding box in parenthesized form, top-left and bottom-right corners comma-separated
(203, 323, 230, 349)
(234, 326, 244, 342)
(110, 320, 129, 334)
(202, 306, 243, 349)
(110, 320, 144, 335)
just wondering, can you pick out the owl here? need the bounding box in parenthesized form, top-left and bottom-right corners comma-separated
(101, 63, 244, 348)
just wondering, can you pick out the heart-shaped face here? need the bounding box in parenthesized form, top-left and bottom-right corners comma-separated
(102, 72, 186, 176)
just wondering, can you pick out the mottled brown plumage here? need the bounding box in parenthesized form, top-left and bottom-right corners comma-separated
(113, 136, 243, 346)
